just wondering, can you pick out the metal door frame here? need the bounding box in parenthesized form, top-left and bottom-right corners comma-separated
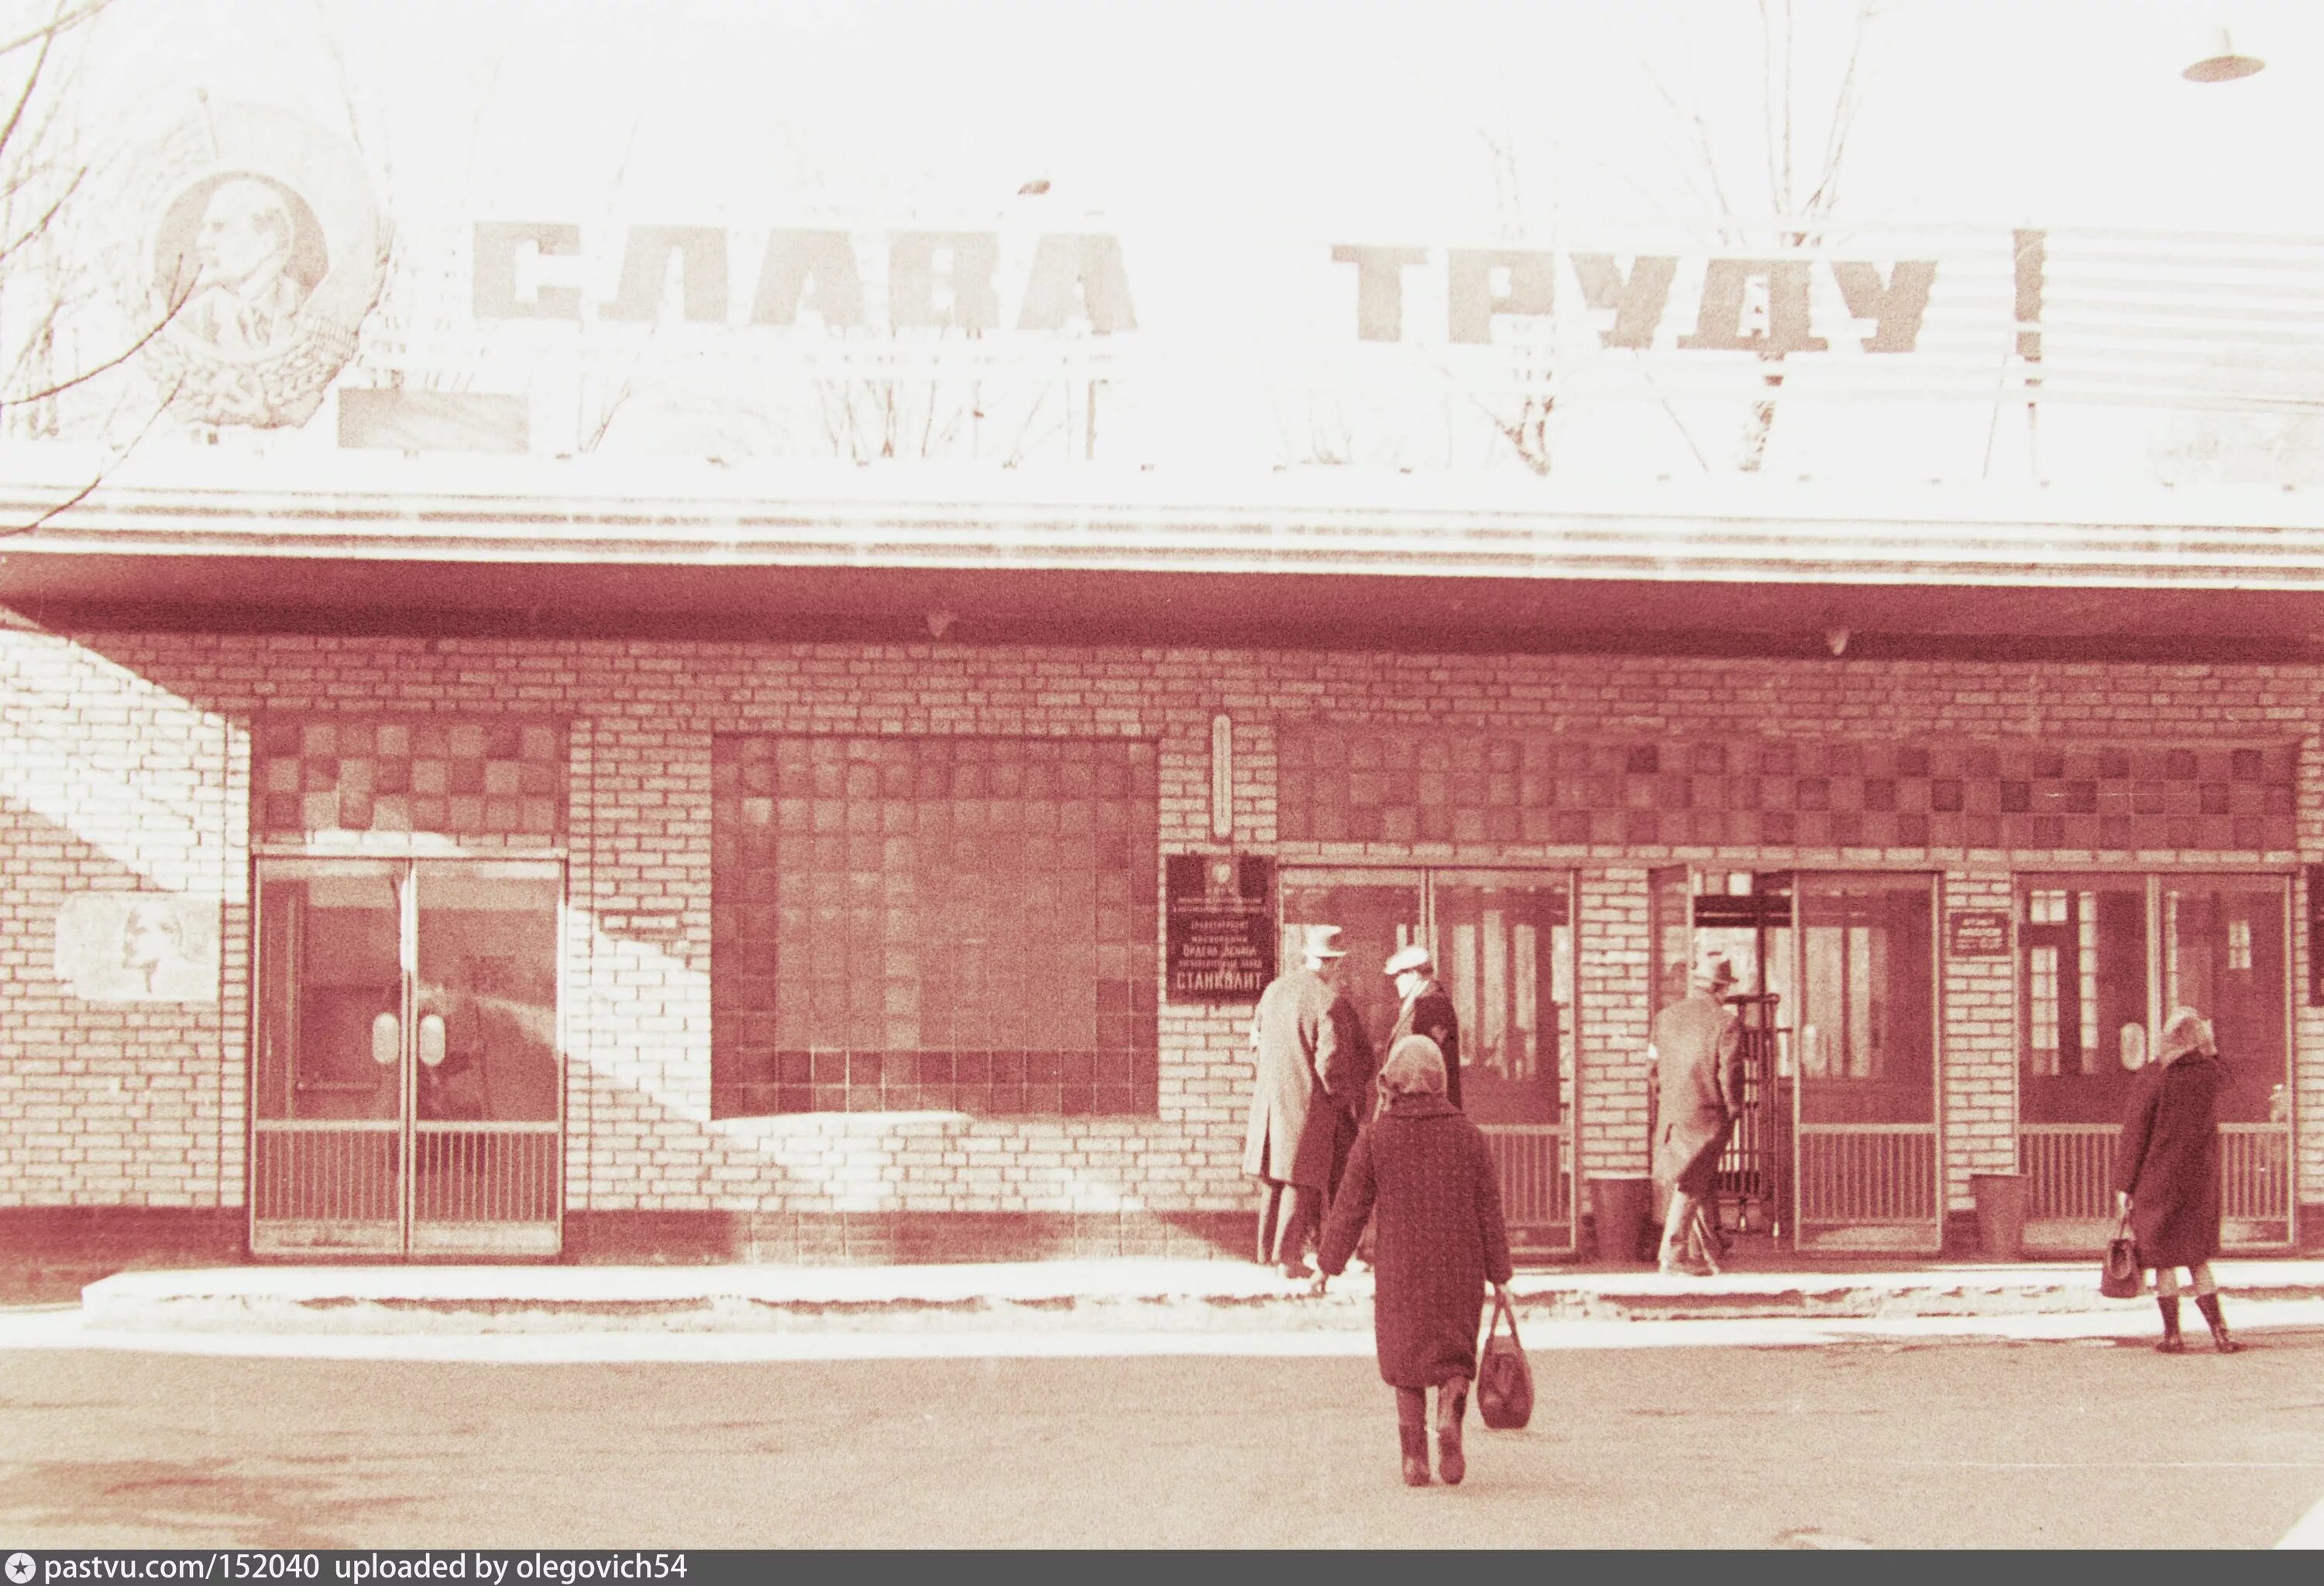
(2015, 869, 2297, 1252)
(1651, 866, 1944, 1254)
(1788, 872, 1944, 1255)
(1277, 864, 1580, 1252)
(249, 854, 566, 1261)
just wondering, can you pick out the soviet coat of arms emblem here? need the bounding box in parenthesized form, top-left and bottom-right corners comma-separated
(122, 99, 387, 429)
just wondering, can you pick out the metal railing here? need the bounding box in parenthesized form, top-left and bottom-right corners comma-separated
(2021, 1120, 2291, 1230)
(2020, 1124, 2119, 1221)
(1796, 1124, 1940, 1223)
(1480, 1124, 1571, 1240)
(410, 1122, 562, 1226)
(251, 1120, 399, 1224)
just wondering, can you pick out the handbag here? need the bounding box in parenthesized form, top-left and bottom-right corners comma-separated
(2099, 1216, 2142, 1299)
(1476, 1288, 1534, 1431)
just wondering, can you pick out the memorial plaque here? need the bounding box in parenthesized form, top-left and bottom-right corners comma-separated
(1166, 852, 1276, 1003)
(1946, 908, 2011, 959)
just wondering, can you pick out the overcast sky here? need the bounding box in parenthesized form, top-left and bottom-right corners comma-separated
(43, 0, 2324, 483)
(77, 0, 2324, 235)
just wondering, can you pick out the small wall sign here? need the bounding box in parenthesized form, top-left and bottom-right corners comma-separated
(1947, 909, 2011, 959)
(1165, 853, 1276, 1003)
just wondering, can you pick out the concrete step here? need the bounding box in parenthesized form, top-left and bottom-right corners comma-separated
(74, 1257, 2324, 1334)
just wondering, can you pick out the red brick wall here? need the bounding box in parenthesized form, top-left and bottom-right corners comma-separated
(3, 632, 2319, 1233)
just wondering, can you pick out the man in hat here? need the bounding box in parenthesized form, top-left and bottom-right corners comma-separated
(1383, 943, 1462, 1113)
(1647, 951, 1745, 1276)
(1245, 924, 1375, 1278)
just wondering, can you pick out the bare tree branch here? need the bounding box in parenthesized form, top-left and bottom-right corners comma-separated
(0, 158, 79, 274)
(0, 8, 61, 174)
(1, 279, 186, 407)
(0, 0, 107, 63)
(0, 370, 186, 540)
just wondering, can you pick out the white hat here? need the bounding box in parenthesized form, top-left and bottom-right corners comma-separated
(1383, 943, 1433, 977)
(1297, 924, 1348, 960)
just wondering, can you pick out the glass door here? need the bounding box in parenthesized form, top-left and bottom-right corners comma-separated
(252, 857, 564, 1259)
(2016, 872, 2291, 1251)
(1277, 869, 1422, 1074)
(2161, 876, 2292, 1247)
(1791, 875, 1941, 1252)
(1279, 867, 1577, 1251)
(410, 863, 565, 1254)
(251, 860, 407, 1254)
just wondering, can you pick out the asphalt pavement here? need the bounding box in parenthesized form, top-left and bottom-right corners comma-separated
(3, 1306, 2323, 1547)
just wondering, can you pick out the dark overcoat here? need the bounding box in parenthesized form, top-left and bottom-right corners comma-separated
(2117, 1050, 2226, 1268)
(1243, 969, 1373, 1190)
(1385, 982, 1463, 1113)
(1648, 989, 1745, 1196)
(1317, 1093, 1515, 1389)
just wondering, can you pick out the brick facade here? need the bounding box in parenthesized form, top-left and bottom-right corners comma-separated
(4, 631, 2320, 1254)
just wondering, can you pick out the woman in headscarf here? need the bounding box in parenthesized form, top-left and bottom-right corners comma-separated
(1315, 1035, 1514, 1488)
(2116, 1006, 2242, 1354)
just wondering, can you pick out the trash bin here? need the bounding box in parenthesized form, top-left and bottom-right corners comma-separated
(1972, 1171, 2030, 1260)
(1588, 1175, 1654, 1265)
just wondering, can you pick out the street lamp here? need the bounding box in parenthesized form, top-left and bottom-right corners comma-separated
(2184, 28, 2264, 82)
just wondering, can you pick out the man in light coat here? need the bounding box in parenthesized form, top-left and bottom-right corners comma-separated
(1245, 924, 1374, 1278)
(1647, 952, 1745, 1276)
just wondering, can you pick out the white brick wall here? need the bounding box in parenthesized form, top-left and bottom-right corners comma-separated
(3, 631, 2319, 1228)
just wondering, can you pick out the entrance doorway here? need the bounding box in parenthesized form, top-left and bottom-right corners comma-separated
(1277, 869, 1577, 1251)
(2017, 872, 2294, 1251)
(1649, 868, 1942, 1254)
(250, 858, 564, 1258)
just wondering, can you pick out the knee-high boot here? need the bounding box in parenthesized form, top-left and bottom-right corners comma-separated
(2193, 1292, 2243, 1354)
(1397, 1387, 1431, 1486)
(2155, 1294, 2185, 1353)
(1435, 1375, 1469, 1487)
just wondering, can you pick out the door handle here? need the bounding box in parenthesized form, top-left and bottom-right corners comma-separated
(418, 1013, 448, 1068)
(371, 1011, 400, 1066)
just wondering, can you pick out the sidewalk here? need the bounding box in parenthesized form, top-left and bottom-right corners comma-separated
(64, 1254, 2324, 1335)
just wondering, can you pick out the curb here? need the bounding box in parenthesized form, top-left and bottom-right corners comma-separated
(74, 1263, 2324, 1336)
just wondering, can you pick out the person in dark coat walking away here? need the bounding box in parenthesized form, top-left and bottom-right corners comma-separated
(1648, 952, 1743, 1275)
(1315, 1035, 1514, 1489)
(1382, 943, 1462, 1113)
(1244, 924, 1373, 1278)
(2118, 1006, 2242, 1354)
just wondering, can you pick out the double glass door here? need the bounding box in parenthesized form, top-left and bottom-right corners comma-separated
(250, 858, 564, 1257)
(1277, 869, 1577, 1248)
(1650, 868, 1941, 1252)
(2017, 872, 2293, 1250)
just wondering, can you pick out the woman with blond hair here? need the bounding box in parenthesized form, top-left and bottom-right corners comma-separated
(2116, 1007, 2243, 1354)
(1315, 1035, 1514, 1488)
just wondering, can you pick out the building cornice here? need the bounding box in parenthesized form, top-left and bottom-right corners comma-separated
(2, 454, 2323, 591)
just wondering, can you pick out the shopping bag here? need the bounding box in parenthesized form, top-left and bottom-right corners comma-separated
(1476, 1289, 1534, 1430)
(2099, 1217, 2142, 1299)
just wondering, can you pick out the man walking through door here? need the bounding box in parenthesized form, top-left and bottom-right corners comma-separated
(1648, 951, 1744, 1276)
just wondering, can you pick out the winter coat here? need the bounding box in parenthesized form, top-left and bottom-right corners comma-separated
(2117, 1050, 2226, 1269)
(1317, 1092, 1515, 1389)
(1385, 982, 1462, 1113)
(1243, 968, 1374, 1190)
(1648, 989, 1745, 1196)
